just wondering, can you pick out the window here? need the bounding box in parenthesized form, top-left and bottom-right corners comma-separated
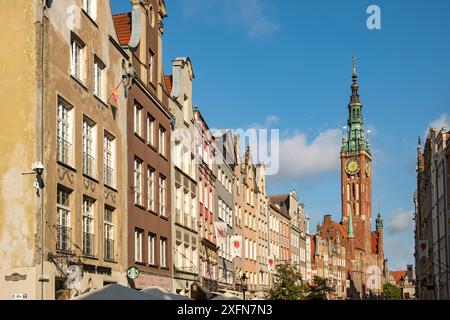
(148, 50, 154, 84)
(104, 132, 115, 187)
(82, 197, 95, 257)
(159, 126, 166, 156)
(57, 101, 73, 164)
(159, 175, 166, 216)
(82, 117, 96, 177)
(104, 207, 114, 260)
(71, 35, 85, 81)
(148, 234, 156, 265)
(134, 104, 142, 136)
(147, 114, 154, 145)
(160, 238, 167, 267)
(94, 57, 105, 100)
(134, 158, 143, 205)
(82, 0, 97, 20)
(147, 166, 155, 211)
(56, 187, 71, 252)
(135, 229, 143, 263)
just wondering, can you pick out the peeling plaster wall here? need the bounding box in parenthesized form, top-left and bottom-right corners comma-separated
(0, 0, 39, 299)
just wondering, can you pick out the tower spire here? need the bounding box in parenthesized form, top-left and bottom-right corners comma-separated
(376, 203, 383, 229)
(350, 53, 360, 104)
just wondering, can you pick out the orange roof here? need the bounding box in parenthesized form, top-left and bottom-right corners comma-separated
(335, 223, 348, 239)
(112, 13, 132, 46)
(390, 271, 407, 284)
(164, 75, 173, 95)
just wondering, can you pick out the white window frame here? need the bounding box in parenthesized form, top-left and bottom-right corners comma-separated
(94, 56, 105, 100)
(82, 0, 97, 21)
(104, 132, 115, 187)
(159, 126, 166, 157)
(82, 197, 95, 256)
(71, 35, 85, 81)
(134, 104, 142, 136)
(159, 175, 166, 216)
(135, 229, 143, 263)
(134, 158, 143, 205)
(104, 207, 114, 260)
(147, 114, 154, 146)
(160, 238, 167, 267)
(82, 117, 96, 177)
(147, 166, 155, 211)
(57, 100, 73, 165)
(148, 234, 156, 265)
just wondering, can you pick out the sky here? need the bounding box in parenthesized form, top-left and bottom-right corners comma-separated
(111, 0, 450, 270)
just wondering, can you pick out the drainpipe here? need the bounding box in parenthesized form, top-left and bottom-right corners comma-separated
(38, 0, 47, 300)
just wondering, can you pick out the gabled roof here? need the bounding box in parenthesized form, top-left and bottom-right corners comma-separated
(164, 75, 173, 95)
(112, 13, 132, 46)
(389, 271, 407, 284)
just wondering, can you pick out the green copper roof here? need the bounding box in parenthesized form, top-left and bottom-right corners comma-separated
(341, 55, 371, 154)
(376, 210, 383, 229)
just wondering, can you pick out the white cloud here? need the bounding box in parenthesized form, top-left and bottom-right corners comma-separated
(273, 128, 342, 181)
(429, 113, 450, 130)
(249, 115, 279, 129)
(181, 0, 279, 39)
(387, 207, 414, 235)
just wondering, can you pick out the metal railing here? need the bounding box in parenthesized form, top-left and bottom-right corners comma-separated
(57, 137, 71, 164)
(56, 225, 71, 252)
(83, 232, 95, 257)
(83, 152, 95, 177)
(104, 238, 114, 261)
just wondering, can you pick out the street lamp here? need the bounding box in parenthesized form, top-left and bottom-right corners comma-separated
(240, 273, 248, 300)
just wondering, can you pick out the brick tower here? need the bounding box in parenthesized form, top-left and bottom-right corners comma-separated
(340, 55, 373, 253)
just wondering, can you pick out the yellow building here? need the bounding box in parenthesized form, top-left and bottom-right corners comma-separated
(0, 0, 129, 299)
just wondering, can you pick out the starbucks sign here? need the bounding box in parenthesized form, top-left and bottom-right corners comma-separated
(127, 266, 140, 280)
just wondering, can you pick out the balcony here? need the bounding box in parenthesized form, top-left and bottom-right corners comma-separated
(104, 165, 114, 187)
(83, 152, 95, 177)
(83, 232, 95, 257)
(57, 137, 71, 164)
(104, 238, 114, 261)
(56, 225, 71, 253)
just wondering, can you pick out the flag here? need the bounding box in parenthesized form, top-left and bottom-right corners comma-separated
(108, 81, 121, 103)
(267, 256, 275, 272)
(418, 240, 429, 259)
(214, 222, 227, 248)
(230, 236, 243, 259)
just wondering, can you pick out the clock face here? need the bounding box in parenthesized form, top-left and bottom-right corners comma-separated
(345, 158, 360, 175)
(366, 162, 371, 177)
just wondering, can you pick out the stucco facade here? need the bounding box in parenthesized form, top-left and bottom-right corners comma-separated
(0, 0, 129, 299)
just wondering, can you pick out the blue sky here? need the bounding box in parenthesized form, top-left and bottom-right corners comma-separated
(111, 0, 450, 270)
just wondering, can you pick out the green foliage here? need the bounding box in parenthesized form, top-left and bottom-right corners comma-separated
(383, 283, 401, 300)
(303, 276, 335, 300)
(266, 263, 305, 300)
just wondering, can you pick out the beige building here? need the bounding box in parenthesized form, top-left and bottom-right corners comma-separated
(0, 0, 129, 299)
(167, 57, 199, 296)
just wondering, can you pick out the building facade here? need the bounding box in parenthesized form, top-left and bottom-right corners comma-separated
(194, 109, 218, 292)
(256, 163, 270, 296)
(113, 0, 173, 291)
(167, 57, 199, 296)
(0, 0, 129, 300)
(415, 128, 450, 300)
(214, 130, 235, 291)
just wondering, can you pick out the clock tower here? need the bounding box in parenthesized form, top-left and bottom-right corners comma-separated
(340, 55, 373, 252)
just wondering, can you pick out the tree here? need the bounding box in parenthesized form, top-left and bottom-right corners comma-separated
(383, 283, 401, 300)
(304, 276, 334, 300)
(266, 263, 304, 300)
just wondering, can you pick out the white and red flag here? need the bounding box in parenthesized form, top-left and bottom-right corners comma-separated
(230, 236, 243, 259)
